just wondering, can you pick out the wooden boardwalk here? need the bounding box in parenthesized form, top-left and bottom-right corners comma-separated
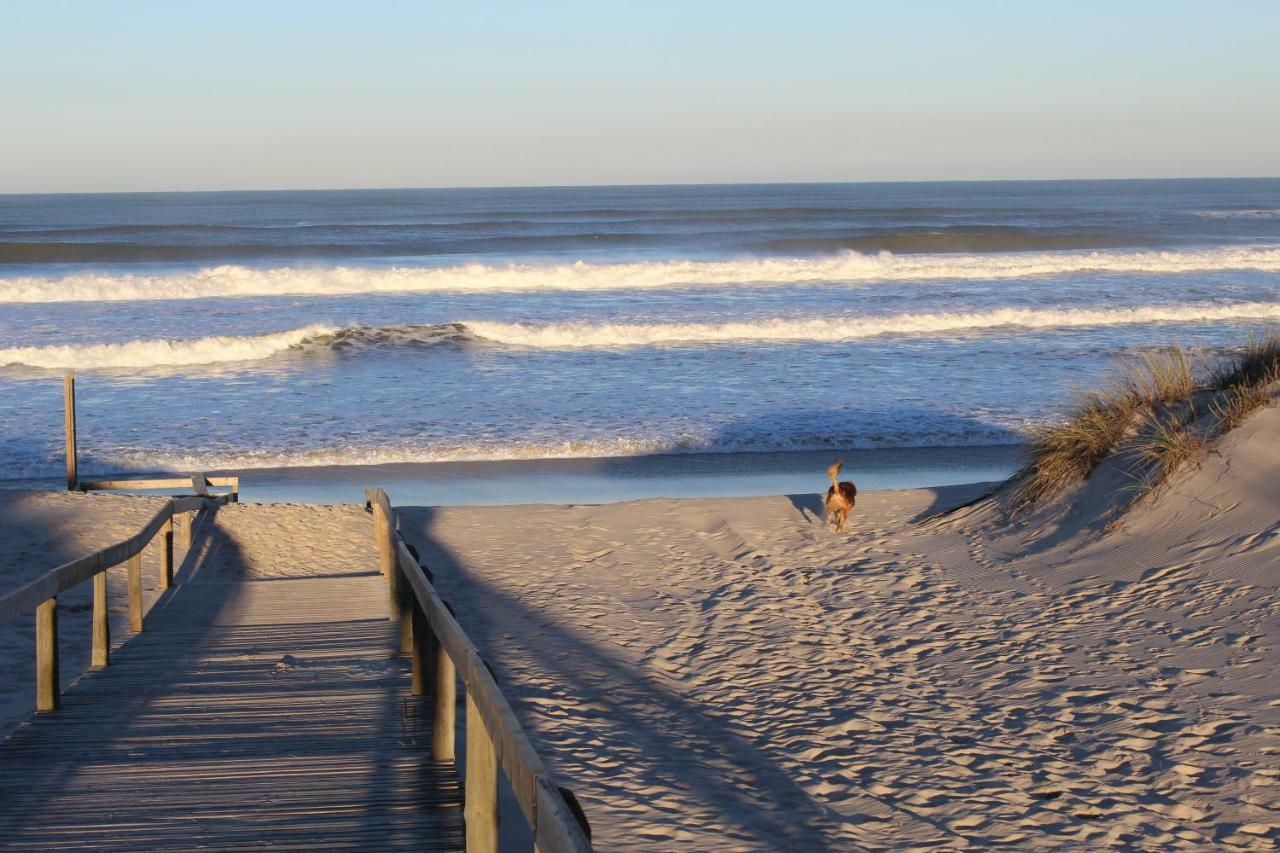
(0, 567, 465, 849)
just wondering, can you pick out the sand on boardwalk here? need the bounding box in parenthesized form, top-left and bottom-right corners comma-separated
(397, 406, 1280, 850)
(0, 493, 375, 736)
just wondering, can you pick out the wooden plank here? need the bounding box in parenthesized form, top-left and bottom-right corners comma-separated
(81, 478, 200, 492)
(36, 597, 59, 712)
(465, 693, 500, 853)
(0, 561, 464, 849)
(92, 572, 109, 668)
(64, 374, 77, 490)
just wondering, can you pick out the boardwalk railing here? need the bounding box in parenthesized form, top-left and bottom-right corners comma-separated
(79, 474, 240, 500)
(366, 487, 593, 853)
(0, 492, 232, 712)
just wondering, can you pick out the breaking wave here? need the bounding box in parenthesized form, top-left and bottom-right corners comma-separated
(0, 323, 474, 370)
(5, 302, 1280, 369)
(3, 245, 1280, 303)
(466, 302, 1280, 349)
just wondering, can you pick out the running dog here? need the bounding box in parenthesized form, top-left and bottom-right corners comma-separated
(825, 461, 857, 532)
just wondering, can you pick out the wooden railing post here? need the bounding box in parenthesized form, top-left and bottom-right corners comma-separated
(127, 552, 143, 632)
(411, 604, 434, 696)
(177, 512, 192, 550)
(160, 513, 175, 589)
(36, 597, 59, 711)
(92, 572, 109, 668)
(433, 642, 456, 762)
(64, 373, 77, 491)
(465, 691, 500, 852)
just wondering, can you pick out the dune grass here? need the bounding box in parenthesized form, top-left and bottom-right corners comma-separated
(1130, 406, 1211, 501)
(1013, 333, 1279, 509)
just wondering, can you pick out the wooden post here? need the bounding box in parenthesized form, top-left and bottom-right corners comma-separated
(64, 374, 77, 490)
(128, 552, 143, 632)
(383, 513, 404, 626)
(399, 572, 413, 654)
(465, 692, 500, 852)
(373, 501, 392, 578)
(177, 512, 192, 550)
(159, 515, 174, 589)
(433, 644, 456, 762)
(92, 572, 110, 668)
(36, 597, 59, 712)
(411, 605, 434, 696)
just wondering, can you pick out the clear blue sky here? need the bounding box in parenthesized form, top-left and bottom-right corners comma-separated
(3, 0, 1277, 192)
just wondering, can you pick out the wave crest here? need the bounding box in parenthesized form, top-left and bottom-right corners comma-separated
(5, 301, 1279, 369)
(467, 302, 1280, 348)
(4, 245, 1280, 303)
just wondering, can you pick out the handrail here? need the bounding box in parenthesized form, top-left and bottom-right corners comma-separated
(80, 474, 239, 500)
(0, 492, 229, 711)
(365, 486, 592, 853)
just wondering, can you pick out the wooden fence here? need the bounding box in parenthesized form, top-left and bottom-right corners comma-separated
(366, 487, 593, 853)
(0, 492, 230, 712)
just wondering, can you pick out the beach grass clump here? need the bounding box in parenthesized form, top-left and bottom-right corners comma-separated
(1209, 332, 1280, 394)
(1130, 406, 1211, 501)
(1123, 348, 1197, 405)
(1013, 387, 1139, 507)
(1014, 345, 1196, 508)
(1013, 333, 1280, 510)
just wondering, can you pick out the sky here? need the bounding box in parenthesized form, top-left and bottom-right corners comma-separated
(2, 0, 1278, 193)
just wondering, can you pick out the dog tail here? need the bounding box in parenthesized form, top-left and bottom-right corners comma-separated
(827, 460, 843, 488)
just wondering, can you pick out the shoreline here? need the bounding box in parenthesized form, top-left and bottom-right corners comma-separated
(0, 444, 1019, 506)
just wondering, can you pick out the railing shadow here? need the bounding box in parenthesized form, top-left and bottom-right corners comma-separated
(399, 506, 849, 850)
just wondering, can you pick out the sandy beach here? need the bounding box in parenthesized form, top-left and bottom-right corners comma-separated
(394, 405, 1280, 848)
(5, 408, 1274, 848)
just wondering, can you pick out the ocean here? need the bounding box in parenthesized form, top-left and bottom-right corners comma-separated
(2, 179, 1279, 496)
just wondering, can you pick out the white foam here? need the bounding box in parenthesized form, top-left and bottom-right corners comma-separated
(6, 300, 1279, 369)
(0, 324, 336, 369)
(467, 302, 1280, 348)
(3, 245, 1280, 303)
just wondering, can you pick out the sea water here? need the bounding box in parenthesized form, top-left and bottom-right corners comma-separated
(1, 179, 1278, 496)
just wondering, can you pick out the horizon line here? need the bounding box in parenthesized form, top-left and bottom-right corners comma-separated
(3, 174, 1279, 199)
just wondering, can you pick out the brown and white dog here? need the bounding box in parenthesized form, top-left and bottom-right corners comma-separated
(824, 461, 857, 532)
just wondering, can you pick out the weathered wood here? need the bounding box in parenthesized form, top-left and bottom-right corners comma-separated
(160, 516, 174, 589)
(127, 552, 143, 633)
(434, 641, 457, 763)
(535, 776, 593, 853)
(0, 571, 465, 849)
(464, 649, 546, 827)
(465, 692, 500, 853)
(64, 374, 77, 490)
(399, 572, 413, 654)
(176, 512, 192, 551)
(92, 572, 109, 668)
(81, 478, 198, 492)
(412, 604, 434, 697)
(36, 597, 59, 712)
(373, 484, 593, 845)
(80, 476, 239, 494)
